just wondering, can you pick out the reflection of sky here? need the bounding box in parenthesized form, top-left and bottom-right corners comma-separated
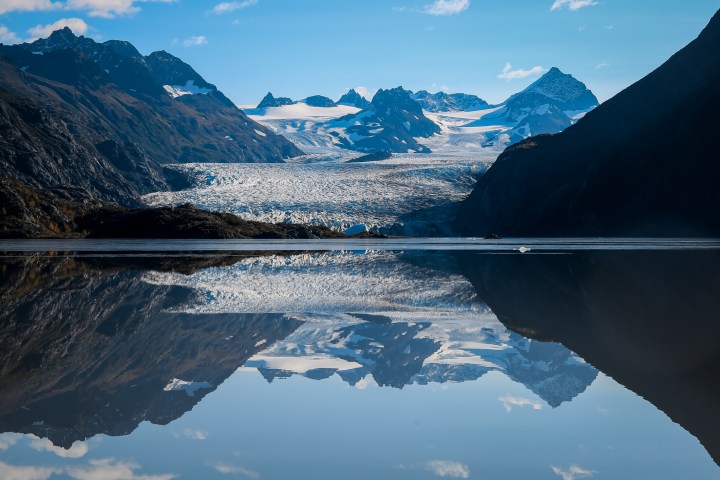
(1, 372, 717, 480)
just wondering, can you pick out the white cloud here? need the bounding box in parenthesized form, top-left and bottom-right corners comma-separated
(210, 0, 257, 14)
(0, 0, 176, 18)
(499, 395, 544, 412)
(423, 0, 469, 15)
(180, 429, 208, 440)
(497, 63, 547, 81)
(551, 0, 598, 11)
(0, 0, 62, 15)
(66, 459, 176, 480)
(179, 35, 207, 47)
(551, 465, 596, 480)
(29, 437, 89, 459)
(0, 433, 22, 450)
(354, 86, 376, 101)
(214, 463, 260, 478)
(27, 17, 88, 41)
(595, 60, 610, 69)
(0, 461, 61, 480)
(424, 461, 470, 478)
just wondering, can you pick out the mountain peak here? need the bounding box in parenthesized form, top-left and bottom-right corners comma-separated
(257, 92, 294, 109)
(337, 89, 370, 108)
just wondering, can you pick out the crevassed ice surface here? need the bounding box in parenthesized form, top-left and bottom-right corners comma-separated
(142, 153, 493, 232)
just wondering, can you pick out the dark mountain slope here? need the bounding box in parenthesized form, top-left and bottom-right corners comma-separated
(457, 250, 720, 465)
(0, 29, 301, 205)
(457, 10, 720, 237)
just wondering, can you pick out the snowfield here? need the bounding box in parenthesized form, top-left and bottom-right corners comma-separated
(143, 103, 500, 233)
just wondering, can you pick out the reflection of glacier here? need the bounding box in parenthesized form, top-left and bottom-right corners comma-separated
(245, 314, 598, 408)
(143, 252, 598, 407)
(142, 251, 481, 314)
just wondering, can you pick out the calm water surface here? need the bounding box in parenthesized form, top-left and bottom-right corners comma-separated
(0, 242, 718, 479)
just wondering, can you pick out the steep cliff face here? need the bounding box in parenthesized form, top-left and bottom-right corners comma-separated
(457, 10, 720, 237)
(0, 256, 303, 447)
(0, 29, 302, 206)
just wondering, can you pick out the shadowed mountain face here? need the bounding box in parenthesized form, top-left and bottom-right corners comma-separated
(0, 256, 302, 448)
(456, 249, 720, 465)
(457, 10, 720, 237)
(329, 87, 441, 153)
(249, 314, 597, 406)
(0, 28, 301, 205)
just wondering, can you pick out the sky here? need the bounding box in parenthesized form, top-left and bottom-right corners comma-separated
(0, 1, 717, 105)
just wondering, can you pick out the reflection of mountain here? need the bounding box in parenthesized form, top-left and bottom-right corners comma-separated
(0, 256, 301, 448)
(245, 314, 597, 407)
(457, 250, 720, 465)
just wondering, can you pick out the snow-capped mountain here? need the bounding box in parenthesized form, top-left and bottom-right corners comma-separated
(245, 315, 597, 406)
(326, 87, 441, 153)
(411, 90, 488, 112)
(466, 67, 599, 146)
(303, 95, 336, 107)
(337, 88, 371, 108)
(0, 28, 300, 205)
(257, 92, 295, 108)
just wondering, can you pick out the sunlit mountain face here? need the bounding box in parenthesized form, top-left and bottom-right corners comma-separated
(0, 248, 718, 479)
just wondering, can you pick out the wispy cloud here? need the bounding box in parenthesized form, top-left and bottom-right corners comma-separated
(29, 436, 89, 459)
(179, 429, 208, 440)
(210, 0, 258, 14)
(396, 460, 470, 479)
(214, 463, 260, 478)
(0, 0, 177, 18)
(498, 63, 547, 81)
(499, 395, 544, 412)
(551, 0, 598, 11)
(0, 460, 61, 480)
(173, 35, 208, 47)
(595, 60, 610, 69)
(66, 459, 177, 480)
(551, 465, 596, 480)
(424, 460, 470, 478)
(0, 433, 21, 451)
(423, 0, 470, 16)
(27, 17, 88, 41)
(0, 25, 19, 43)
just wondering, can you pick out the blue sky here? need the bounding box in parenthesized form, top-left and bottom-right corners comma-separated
(0, 1, 717, 105)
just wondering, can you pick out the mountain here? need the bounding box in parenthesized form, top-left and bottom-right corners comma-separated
(0, 256, 303, 447)
(257, 92, 295, 108)
(327, 87, 441, 153)
(411, 90, 488, 112)
(464, 67, 599, 146)
(0, 28, 301, 205)
(337, 88, 370, 108)
(303, 95, 336, 107)
(247, 314, 597, 405)
(456, 249, 720, 465)
(457, 10, 720, 237)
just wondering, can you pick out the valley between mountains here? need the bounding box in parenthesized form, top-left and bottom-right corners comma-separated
(2, 9, 720, 238)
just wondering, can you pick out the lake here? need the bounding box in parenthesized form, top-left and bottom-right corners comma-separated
(0, 240, 718, 479)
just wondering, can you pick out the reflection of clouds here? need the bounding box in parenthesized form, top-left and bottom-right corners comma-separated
(551, 465, 596, 480)
(214, 463, 260, 478)
(177, 429, 208, 441)
(66, 459, 176, 480)
(498, 395, 544, 413)
(30, 436, 89, 458)
(424, 460, 470, 478)
(396, 460, 470, 479)
(0, 460, 61, 480)
(0, 433, 22, 451)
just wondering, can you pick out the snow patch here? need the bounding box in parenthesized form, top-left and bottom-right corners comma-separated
(163, 80, 212, 98)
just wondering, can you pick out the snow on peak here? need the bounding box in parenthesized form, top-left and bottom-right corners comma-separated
(163, 80, 212, 98)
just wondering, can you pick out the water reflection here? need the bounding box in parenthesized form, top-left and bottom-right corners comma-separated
(0, 249, 718, 479)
